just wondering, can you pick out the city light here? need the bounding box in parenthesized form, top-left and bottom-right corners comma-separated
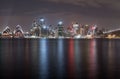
(58, 21, 63, 25)
(0, 18, 120, 39)
(40, 18, 45, 22)
(43, 25, 47, 29)
(73, 23, 79, 28)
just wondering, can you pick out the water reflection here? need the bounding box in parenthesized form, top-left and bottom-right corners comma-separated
(112, 39, 120, 79)
(57, 39, 64, 79)
(0, 39, 120, 79)
(88, 39, 97, 79)
(108, 40, 115, 79)
(39, 39, 48, 79)
(24, 39, 30, 79)
(68, 39, 75, 79)
(74, 39, 81, 78)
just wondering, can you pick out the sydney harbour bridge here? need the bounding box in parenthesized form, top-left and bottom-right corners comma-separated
(103, 28, 120, 38)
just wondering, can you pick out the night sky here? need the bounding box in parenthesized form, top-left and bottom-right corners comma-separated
(0, 0, 120, 31)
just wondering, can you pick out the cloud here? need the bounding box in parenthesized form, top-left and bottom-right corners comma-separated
(45, 0, 120, 10)
(0, 0, 120, 29)
(0, 0, 120, 15)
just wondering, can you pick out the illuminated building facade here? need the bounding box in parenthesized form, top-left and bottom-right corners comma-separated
(13, 25, 24, 38)
(30, 21, 41, 37)
(1, 26, 13, 38)
(57, 21, 64, 37)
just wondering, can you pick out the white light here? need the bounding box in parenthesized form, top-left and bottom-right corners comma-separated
(58, 21, 63, 25)
(43, 25, 47, 29)
(74, 35, 81, 38)
(40, 18, 44, 22)
(73, 24, 79, 28)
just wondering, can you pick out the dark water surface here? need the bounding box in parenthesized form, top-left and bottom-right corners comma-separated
(0, 39, 120, 79)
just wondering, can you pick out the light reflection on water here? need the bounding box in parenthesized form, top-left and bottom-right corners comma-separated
(57, 39, 64, 79)
(0, 39, 120, 79)
(74, 39, 81, 78)
(68, 39, 75, 79)
(39, 39, 48, 79)
(88, 39, 97, 79)
(108, 40, 114, 79)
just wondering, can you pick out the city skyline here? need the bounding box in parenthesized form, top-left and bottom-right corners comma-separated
(0, 0, 120, 31)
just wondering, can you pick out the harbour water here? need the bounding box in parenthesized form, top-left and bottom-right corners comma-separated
(0, 38, 120, 79)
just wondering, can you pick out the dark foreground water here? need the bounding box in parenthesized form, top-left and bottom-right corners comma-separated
(0, 38, 120, 79)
